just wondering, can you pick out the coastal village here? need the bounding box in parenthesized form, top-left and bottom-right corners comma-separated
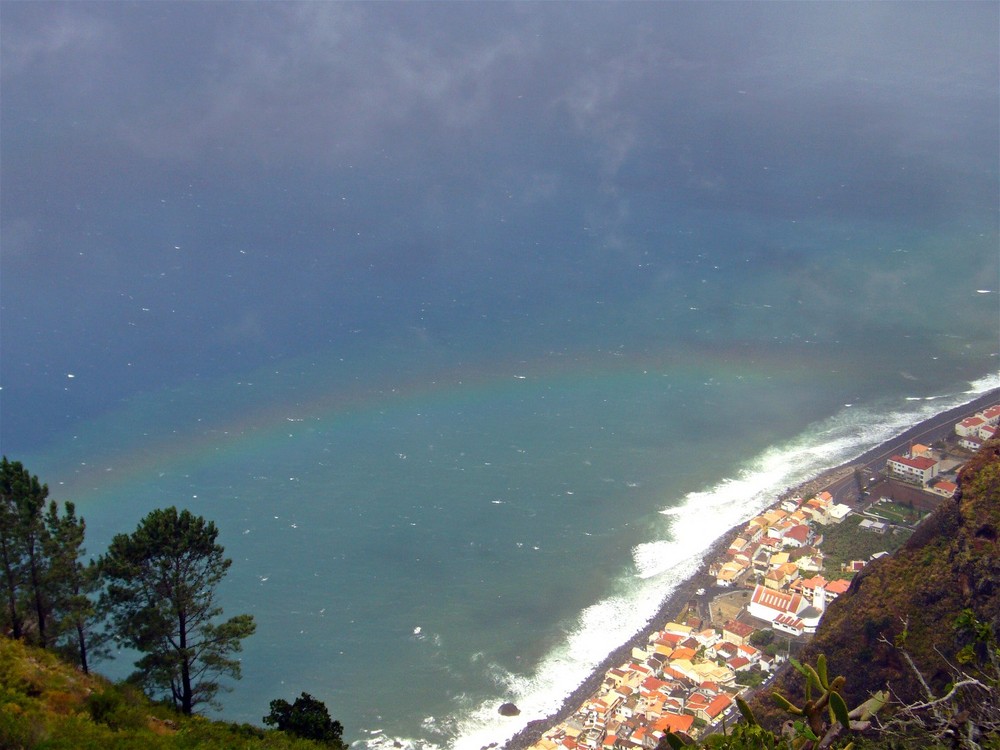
(525, 402, 1000, 750)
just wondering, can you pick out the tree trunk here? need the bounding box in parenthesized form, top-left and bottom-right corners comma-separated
(76, 619, 89, 674)
(28, 548, 47, 647)
(179, 610, 193, 715)
(0, 540, 23, 639)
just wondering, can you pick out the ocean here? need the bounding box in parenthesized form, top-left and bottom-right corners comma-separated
(1, 3, 998, 749)
(15, 344, 1000, 750)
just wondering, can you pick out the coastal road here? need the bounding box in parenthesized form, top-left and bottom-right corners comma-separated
(816, 391, 1000, 503)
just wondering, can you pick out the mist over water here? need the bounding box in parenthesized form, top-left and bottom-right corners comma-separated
(2, 2, 998, 748)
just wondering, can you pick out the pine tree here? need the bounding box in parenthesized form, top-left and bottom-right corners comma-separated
(43, 500, 103, 673)
(100, 507, 255, 714)
(0, 457, 52, 643)
(0, 458, 27, 639)
(18, 476, 50, 646)
(1, 459, 102, 665)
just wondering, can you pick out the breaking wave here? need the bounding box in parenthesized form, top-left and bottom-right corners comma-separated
(442, 375, 999, 750)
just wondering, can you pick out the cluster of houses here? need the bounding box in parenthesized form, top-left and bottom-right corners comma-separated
(953, 403, 1000, 453)
(526, 402, 999, 750)
(709, 491, 850, 594)
(529, 618, 775, 750)
(884, 403, 1000, 492)
(529, 491, 860, 750)
(709, 490, 855, 638)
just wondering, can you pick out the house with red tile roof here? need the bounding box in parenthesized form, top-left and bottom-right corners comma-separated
(748, 584, 805, 622)
(698, 681, 722, 695)
(742, 522, 765, 544)
(683, 692, 710, 719)
(640, 676, 668, 696)
(671, 646, 698, 662)
(782, 524, 811, 547)
(956, 415, 987, 437)
(653, 712, 694, 735)
(627, 726, 647, 749)
(722, 620, 754, 645)
(715, 559, 748, 587)
(714, 642, 738, 661)
(887, 454, 939, 485)
(772, 613, 805, 636)
(626, 663, 653, 681)
(930, 479, 958, 498)
(778, 562, 800, 586)
(763, 567, 786, 590)
(703, 694, 734, 722)
(980, 404, 1000, 425)
(824, 579, 851, 598)
(726, 536, 750, 556)
(727, 655, 751, 672)
(959, 434, 985, 452)
(765, 521, 792, 543)
(653, 632, 683, 647)
(793, 575, 828, 597)
(662, 665, 693, 686)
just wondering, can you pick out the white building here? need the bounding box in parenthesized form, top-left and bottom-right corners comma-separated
(747, 584, 806, 623)
(887, 454, 938, 485)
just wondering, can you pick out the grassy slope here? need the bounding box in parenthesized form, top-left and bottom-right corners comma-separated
(0, 636, 330, 750)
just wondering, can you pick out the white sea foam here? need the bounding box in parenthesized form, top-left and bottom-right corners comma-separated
(449, 574, 679, 750)
(442, 377, 1000, 750)
(968, 372, 1000, 393)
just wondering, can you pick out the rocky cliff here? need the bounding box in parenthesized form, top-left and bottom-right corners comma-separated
(754, 438, 1000, 728)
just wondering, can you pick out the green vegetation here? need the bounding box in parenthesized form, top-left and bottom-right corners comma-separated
(737, 665, 767, 688)
(752, 438, 1000, 748)
(749, 629, 774, 649)
(659, 654, 886, 749)
(865, 499, 925, 527)
(0, 457, 345, 749)
(0, 635, 341, 749)
(0, 458, 104, 672)
(819, 516, 910, 575)
(100, 507, 255, 715)
(264, 692, 347, 747)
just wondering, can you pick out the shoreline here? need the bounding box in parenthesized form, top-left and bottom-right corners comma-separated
(501, 386, 1000, 750)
